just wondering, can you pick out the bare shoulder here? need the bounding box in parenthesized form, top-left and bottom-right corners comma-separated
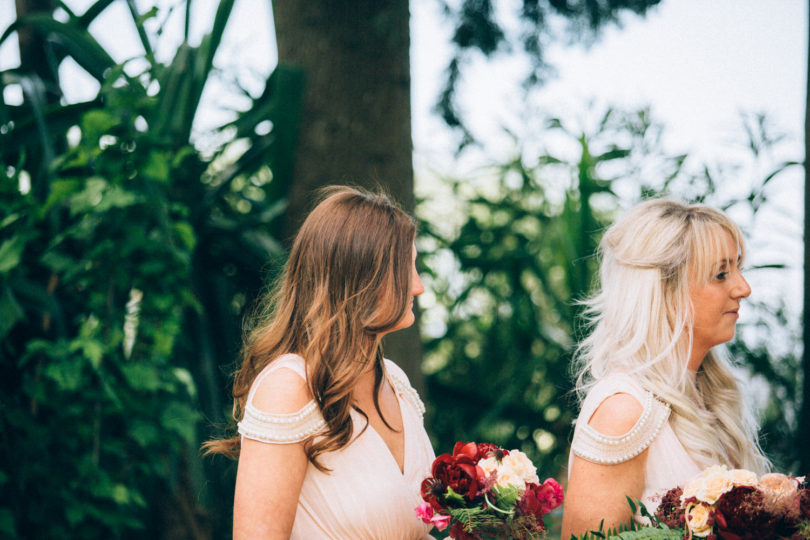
(250, 367, 314, 414)
(587, 392, 644, 437)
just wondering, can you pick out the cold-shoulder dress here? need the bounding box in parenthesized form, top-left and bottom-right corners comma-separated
(238, 353, 435, 539)
(568, 373, 702, 515)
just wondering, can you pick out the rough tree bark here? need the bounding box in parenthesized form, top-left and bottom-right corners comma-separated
(272, 0, 425, 394)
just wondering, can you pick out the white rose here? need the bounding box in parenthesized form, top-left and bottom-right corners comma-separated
(494, 465, 525, 489)
(478, 457, 499, 477)
(502, 451, 539, 485)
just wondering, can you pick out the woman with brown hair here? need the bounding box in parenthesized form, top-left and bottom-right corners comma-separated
(205, 186, 435, 539)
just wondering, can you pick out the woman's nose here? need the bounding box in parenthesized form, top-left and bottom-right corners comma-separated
(411, 268, 425, 297)
(732, 271, 751, 299)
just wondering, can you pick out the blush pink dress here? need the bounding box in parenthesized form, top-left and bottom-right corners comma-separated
(238, 354, 435, 539)
(568, 373, 702, 516)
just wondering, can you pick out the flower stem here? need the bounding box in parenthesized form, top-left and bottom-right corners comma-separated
(484, 493, 514, 516)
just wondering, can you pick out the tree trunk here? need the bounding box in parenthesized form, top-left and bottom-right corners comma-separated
(273, 0, 425, 394)
(801, 0, 810, 474)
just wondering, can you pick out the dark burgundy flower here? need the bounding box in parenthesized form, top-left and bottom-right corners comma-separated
(799, 486, 810, 519)
(714, 485, 777, 539)
(655, 487, 685, 529)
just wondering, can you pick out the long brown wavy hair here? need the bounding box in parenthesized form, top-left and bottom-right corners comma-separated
(203, 186, 416, 471)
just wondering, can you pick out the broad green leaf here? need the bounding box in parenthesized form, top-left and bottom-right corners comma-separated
(0, 235, 24, 273)
(111, 484, 132, 505)
(69, 177, 140, 215)
(130, 421, 160, 448)
(0, 213, 21, 229)
(160, 402, 200, 445)
(81, 109, 119, 139)
(172, 222, 196, 252)
(120, 363, 163, 392)
(9, 15, 116, 81)
(42, 179, 82, 213)
(70, 338, 104, 370)
(43, 356, 85, 391)
(0, 286, 24, 339)
(142, 151, 171, 182)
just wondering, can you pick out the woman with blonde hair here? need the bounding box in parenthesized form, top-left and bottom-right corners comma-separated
(561, 199, 769, 538)
(205, 186, 435, 539)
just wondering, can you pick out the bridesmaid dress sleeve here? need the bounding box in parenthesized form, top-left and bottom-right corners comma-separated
(237, 354, 327, 444)
(571, 378, 670, 465)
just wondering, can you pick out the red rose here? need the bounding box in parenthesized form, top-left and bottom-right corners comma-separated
(452, 441, 504, 461)
(431, 452, 486, 502)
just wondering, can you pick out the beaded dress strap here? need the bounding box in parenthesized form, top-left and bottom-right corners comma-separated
(387, 369, 426, 418)
(384, 359, 426, 417)
(238, 355, 326, 445)
(571, 390, 670, 465)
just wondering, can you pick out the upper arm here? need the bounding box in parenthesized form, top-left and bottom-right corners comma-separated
(562, 393, 648, 538)
(233, 368, 312, 540)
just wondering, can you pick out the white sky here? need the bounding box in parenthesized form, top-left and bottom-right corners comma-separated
(412, 0, 806, 170)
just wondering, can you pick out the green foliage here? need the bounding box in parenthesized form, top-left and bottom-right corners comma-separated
(571, 498, 683, 539)
(1, 2, 301, 537)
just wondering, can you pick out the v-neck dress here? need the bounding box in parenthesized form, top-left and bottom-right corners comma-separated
(238, 353, 436, 540)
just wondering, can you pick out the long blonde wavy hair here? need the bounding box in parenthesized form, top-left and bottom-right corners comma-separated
(573, 198, 769, 473)
(204, 186, 416, 471)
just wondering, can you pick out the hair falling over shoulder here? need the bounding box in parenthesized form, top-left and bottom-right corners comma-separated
(572, 198, 770, 473)
(202, 186, 416, 470)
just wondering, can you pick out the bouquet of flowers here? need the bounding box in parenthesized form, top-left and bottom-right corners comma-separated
(415, 441, 563, 539)
(651, 465, 810, 540)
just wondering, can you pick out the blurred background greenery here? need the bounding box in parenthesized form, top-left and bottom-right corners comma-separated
(0, 1, 806, 538)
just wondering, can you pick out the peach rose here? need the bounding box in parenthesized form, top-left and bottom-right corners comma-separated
(759, 472, 799, 514)
(685, 502, 714, 537)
